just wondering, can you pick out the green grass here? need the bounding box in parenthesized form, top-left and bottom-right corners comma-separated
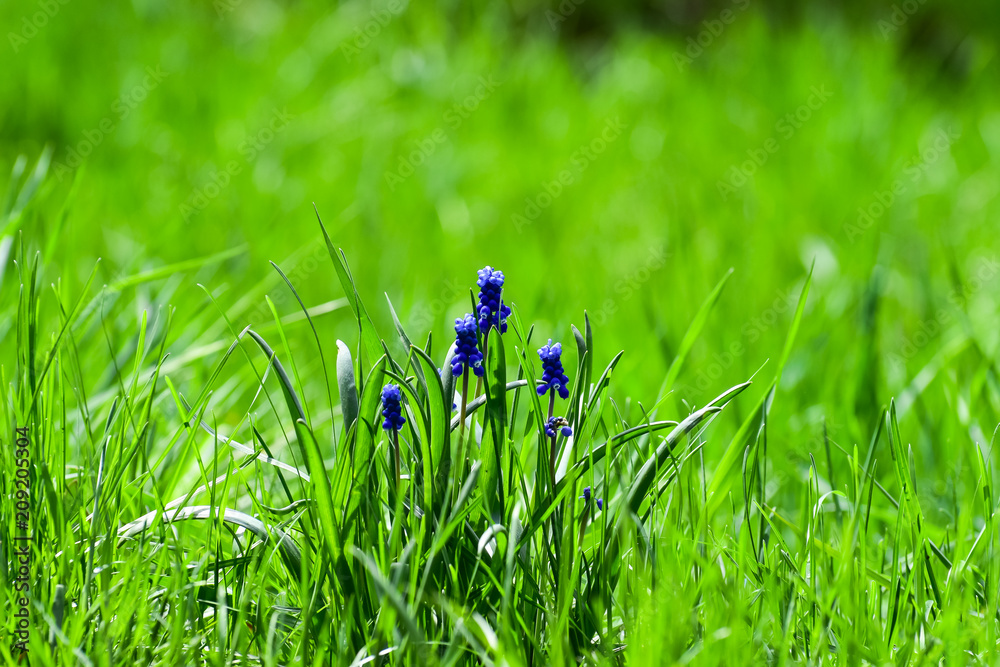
(4, 1, 1000, 664)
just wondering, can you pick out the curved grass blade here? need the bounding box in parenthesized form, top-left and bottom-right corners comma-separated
(660, 268, 733, 398)
(270, 259, 337, 432)
(450, 380, 536, 430)
(314, 205, 384, 366)
(625, 380, 752, 514)
(118, 506, 308, 591)
(246, 330, 344, 570)
(387, 293, 428, 399)
(560, 419, 679, 485)
(188, 413, 310, 481)
(351, 355, 387, 471)
(246, 330, 306, 423)
(586, 351, 625, 414)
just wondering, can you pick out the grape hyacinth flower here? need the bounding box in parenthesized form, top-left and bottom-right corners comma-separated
(537, 340, 570, 399)
(579, 486, 604, 541)
(452, 314, 485, 378)
(380, 384, 406, 431)
(452, 314, 483, 483)
(381, 383, 405, 488)
(545, 416, 572, 439)
(476, 266, 511, 334)
(581, 486, 604, 511)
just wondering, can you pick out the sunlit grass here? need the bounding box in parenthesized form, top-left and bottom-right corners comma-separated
(4, 4, 1000, 664)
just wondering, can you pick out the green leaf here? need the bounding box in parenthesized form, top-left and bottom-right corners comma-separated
(246, 330, 344, 570)
(337, 340, 359, 433)
(587, 351, 624, 414)
(480, 327, 507, 519)
(246, 330, 306, 422)
(314, 206, 385, 369)
(385, 370, 434, 511)
(343, 356, 387, 510)
(561, 419, 679, 484)
(348, 546, 426, 647)
(387, 293, 428, 400)
(410, 345, 451, 507)
(441, 344, 457, 415)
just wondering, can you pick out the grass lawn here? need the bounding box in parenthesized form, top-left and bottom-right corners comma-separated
(3, 1, 1000, 664)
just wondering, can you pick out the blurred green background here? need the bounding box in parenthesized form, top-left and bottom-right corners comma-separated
(3, 0, 1000, 499)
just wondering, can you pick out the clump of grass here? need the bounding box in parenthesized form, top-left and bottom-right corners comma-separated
(4, 164, 1000, 665)
(2, 181, 760, 662)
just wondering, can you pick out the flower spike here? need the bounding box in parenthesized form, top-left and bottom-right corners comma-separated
(545, 416, 572, 439)
(452, 314, 485, 377)
(476, 266, 511, 334)
(380, 384, 406, 431)
(580, 486, 604, 511)
(537, 339, 570, 399)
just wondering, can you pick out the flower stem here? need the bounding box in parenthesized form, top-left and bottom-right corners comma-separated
(475, 337, 487, 401)
(578, 504, 591, 546)
(392, 428, 401, 492)
(457, 372, 470, 483)
(548, 391, 557, 485)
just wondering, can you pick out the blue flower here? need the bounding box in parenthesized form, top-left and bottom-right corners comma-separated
(537, 339, 570, 399)
(580, 486, 604, 511)
(380, 383, 406, 431)
(451, 314, 485, 377)
(476, 266, 511, 334)
(545, 416, 572, 439)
